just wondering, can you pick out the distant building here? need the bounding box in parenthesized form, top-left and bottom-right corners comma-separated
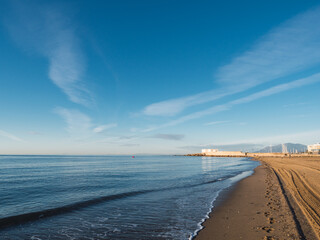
(202, 149, 218, 153)
(307, 143, 320, 153)
(201, 149, 245, 156)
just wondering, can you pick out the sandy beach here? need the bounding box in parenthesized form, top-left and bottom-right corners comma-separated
(195, 156, 320, 240)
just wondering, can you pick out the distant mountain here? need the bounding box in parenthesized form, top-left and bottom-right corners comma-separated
(256, 143, 307, 153)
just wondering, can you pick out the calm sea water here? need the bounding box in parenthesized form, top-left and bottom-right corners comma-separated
(0, 155, 259, 240)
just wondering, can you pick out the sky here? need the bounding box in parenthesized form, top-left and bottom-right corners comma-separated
(0, 0, 320, 155)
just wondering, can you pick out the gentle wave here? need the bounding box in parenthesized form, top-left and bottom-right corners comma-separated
(0, 174, 238, 230)
(190, 170, 255, 239)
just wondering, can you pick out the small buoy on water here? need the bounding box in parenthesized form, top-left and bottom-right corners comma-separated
(132, 156, 135, 158)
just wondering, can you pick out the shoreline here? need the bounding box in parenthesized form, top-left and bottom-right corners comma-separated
(194, 156, 320, 240)
(191, 169, 257, 239)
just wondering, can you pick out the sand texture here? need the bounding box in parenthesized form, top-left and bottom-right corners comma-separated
(259, 157, 320, 239)
(195, 156, 320, 240)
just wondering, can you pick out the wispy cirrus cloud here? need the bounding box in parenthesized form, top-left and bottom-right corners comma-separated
(54, 107, 92, 136)
(121, 143, 140, 147)
(0, 130, 23, 142)
(143, 72, 320, 132)
(143, 6, 320, 116)
(55, 107, 118, 138)
(149, 134, 185, 141)
(143, 89, 232, 117)
(93, 123, 118, 133)
(94, 135, 138, 145)
(5, 2, 92, 106)
(204, 120, 231, 126)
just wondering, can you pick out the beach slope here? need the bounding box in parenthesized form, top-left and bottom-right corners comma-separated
(195, 156, 320, 240)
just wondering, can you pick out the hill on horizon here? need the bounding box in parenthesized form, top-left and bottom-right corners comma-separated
(256, 143, 307, 153)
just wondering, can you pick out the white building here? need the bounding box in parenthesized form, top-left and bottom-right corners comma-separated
(307, 143, 320, 153)
(202, 149, 218, 153)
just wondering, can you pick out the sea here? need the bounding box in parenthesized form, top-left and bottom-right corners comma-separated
(0, 155, 259, 240)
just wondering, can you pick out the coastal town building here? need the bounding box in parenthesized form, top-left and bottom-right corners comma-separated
(307, 143, 320, 153)
(202, 149, 218, 153)
(201, 149, 245, 156)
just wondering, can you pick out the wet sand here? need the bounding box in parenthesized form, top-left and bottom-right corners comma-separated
(195, 156, 320, 240)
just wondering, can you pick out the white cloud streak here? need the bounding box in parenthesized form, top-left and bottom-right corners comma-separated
(95, 135, 139, 144)
(143, 72, 320, 132)
(55, 107, 118, 139)
(149, 134, 185, 141)
(204, 120, 231, 126)
(93, 123, 118, 133)
(143, 89, 233, 116)
(5, 2, 92, 106)
(0, 130, 23, 142)
(143, 6, 320, 116)
(54, 107, 92, 135)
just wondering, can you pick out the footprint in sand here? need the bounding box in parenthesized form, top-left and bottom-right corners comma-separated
(262, 226, 274, 233)
(268, 217, 275, 224)
(264, 236, 275, 240)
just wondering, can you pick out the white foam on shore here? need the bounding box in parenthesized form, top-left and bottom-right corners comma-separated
(31, 236, 42, 240)
(189, 170, 254, 240)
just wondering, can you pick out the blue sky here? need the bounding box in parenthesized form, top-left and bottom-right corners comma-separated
(0, 0, 320, 154)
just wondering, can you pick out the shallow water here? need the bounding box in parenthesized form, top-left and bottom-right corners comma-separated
(0, 155, 259, 239)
